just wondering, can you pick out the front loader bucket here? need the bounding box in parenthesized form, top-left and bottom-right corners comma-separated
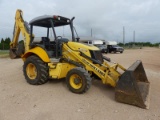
(115, 60, 150, 109)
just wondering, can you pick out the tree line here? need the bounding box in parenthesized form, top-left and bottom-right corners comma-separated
(118, 42, 160, 47)
(0, 37, 160, 50)
(0, 38, 11, 50)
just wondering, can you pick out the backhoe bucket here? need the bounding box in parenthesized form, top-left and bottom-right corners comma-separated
(9, 48, 20, 59)
(115, 60, 150, 109)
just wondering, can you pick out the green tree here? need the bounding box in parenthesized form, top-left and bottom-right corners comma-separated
(4, 37, 11, 44)
(1, 38, 4, 43)
(19, 40, 24, 44)
(0, 37, 11, 50)
(118, 42, 124, 46)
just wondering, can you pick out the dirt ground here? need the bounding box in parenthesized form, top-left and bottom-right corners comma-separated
(0, 47, 160, 120)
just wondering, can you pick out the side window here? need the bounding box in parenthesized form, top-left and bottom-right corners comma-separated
(33, 26, 47, 37)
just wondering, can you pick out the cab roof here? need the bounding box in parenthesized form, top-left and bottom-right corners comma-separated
(29, 15, 71, 28)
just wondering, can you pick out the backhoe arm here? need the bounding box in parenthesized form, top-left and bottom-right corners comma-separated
(10, 9, 31, 58)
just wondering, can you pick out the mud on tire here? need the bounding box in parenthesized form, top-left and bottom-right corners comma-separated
(66, 67, 92, 94)
(23, 55, 49, 85)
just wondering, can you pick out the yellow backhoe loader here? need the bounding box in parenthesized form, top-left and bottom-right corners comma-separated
(10, 9, 150, 109)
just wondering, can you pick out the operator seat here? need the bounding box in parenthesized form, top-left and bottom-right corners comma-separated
(41, 37, 50, 50)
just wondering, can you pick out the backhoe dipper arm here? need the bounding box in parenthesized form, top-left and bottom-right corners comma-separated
(10, 9, 31, 58)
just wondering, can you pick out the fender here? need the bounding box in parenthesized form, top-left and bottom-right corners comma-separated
(22, 46, 50, 62)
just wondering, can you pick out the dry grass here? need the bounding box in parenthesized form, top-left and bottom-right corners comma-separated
(0, 50, 9, 58)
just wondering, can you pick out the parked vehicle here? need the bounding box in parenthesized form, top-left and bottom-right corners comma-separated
(105, 41, 124, 53)
(95, 44, 107, 53)
(79, 39, 104, 45)
(108, 45, 124, 53)
(79, 39, 108, 53)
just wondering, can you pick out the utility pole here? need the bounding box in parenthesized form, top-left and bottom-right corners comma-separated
(91, 28, 92, 37)
(123, 26, 125, 46)
(133, 30, 135, 47)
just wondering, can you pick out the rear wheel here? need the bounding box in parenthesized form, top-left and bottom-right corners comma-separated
(23, 55, 48, 85)
(66, 67, 92, 94)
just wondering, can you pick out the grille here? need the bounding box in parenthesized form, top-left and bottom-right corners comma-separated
(90, 50, 103, 64)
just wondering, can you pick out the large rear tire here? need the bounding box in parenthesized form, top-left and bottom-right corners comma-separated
(23, 55, 48, 85)
(66, 67, 92, 94)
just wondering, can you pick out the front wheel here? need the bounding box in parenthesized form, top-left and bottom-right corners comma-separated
(23, 55, 49, 85)
(66, 67, 92, 94)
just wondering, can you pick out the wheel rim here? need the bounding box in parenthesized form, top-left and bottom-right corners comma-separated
(26, 63, 37, 80)
(70, 74, 82, 89)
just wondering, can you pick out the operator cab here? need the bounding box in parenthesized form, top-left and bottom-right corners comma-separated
(29, 15, 76, 58)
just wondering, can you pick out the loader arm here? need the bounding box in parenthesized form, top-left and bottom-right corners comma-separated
(62, 42, 126, 87)
(62, 42, 150, 109)
(10, 9, 31, 58)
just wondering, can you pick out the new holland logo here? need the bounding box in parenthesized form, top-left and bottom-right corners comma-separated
(82, 59, 105, 76)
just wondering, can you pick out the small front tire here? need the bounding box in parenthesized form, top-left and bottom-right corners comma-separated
(66, 67, 92, 94)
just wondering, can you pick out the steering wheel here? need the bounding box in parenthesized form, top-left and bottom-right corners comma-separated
(56, 36, 62, 40)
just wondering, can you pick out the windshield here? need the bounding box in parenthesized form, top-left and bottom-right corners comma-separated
(32, 24, 73, 41)
(54, 25, 72, 39)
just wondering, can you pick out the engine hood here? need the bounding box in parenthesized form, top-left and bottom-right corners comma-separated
(67, 42, 100, 51)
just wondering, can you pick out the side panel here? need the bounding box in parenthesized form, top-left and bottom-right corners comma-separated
(48, 63, 75, 79)
(22, 47, 50, 62)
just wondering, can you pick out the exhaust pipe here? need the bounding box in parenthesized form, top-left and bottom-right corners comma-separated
(115, 60, 150, 109)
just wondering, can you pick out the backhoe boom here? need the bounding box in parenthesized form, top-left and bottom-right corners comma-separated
(10, 9, 31, 58)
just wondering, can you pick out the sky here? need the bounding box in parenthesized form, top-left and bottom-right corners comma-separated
(0, 0, 160, 43)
